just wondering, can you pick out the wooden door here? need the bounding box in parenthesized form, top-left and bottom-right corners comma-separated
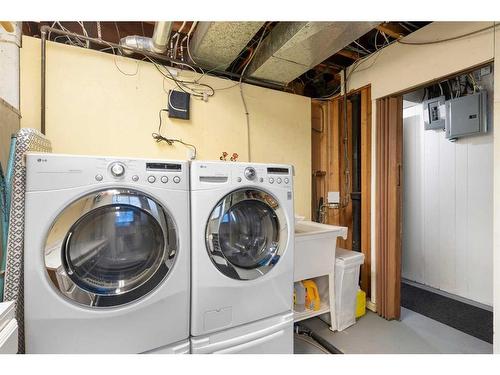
(376, 96, 403, 320)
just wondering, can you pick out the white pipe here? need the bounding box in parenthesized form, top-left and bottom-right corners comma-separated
(0, 22, 21, 110)
(151, 21, 172, 53)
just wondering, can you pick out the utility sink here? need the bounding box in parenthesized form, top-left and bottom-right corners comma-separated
(294, 220, 348, 282)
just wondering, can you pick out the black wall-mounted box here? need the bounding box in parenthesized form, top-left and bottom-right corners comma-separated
(168, 90, 190, 120)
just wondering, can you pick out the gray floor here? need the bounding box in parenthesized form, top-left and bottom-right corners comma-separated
(299, 308, 493, 354)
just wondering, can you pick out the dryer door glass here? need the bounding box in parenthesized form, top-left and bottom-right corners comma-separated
(45, 189, 177, 308)
(64, 205, 164, 296)
(218, 200, 279, 268)
(206, 189, 288, 280)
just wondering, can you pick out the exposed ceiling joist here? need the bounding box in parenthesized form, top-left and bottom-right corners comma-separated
(336, 48, 362, 60)
(376, 23, 404, 39)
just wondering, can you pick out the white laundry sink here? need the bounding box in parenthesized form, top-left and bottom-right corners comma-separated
(294, 221, 348, 282)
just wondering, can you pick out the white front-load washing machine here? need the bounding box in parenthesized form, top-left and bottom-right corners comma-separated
(24, 153, 190, 353)
(190, 161, 294, 343)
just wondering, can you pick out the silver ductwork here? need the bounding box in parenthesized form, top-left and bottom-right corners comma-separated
(120, 21, 172, 55)
(189, 22, 264, 69)
(246, 22, 380, 84)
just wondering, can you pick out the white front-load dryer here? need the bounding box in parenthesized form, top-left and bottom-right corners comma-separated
(24, 153, 190, 353)
(190, 161, 294, 337)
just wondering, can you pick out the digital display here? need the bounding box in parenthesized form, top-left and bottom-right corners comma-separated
(146, 163, 182, 171)
(267, 167, 289, 175)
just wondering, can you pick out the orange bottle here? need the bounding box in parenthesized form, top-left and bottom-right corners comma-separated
(302, 279, 321, 311)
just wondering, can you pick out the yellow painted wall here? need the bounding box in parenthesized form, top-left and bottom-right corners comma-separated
(19, 36, 311, 217)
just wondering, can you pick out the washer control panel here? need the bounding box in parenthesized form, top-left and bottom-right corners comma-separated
(26, 153, 189, 192)
(233, 164, 293, 188)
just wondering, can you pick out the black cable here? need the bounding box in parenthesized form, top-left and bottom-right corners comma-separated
(421, 87, 427, 102)
(152, 109, 197, 159)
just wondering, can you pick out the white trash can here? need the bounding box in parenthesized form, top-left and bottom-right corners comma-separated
(335, 248, 365, 331)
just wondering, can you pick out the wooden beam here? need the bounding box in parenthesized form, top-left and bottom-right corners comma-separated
(360, 86, 372, 298)
(336, 48, 360, 60)
(376, 23, 403, 39)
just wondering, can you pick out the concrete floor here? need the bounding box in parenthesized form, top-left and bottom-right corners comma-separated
(298, 307, 493, 354)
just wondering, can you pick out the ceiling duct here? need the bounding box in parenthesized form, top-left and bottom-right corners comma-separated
(189, 22, 264, 69)
(246, 22, 380, 84)
(119, 21, 172, 55)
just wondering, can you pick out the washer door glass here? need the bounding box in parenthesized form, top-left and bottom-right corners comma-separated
(64, 205, 164, 296)
(206, 189, 287, 280)
(45, 189, 177, 308)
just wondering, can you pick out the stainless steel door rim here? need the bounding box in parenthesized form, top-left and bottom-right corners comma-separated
(44, 188, 178, 308)
(205, 188, 287, 280)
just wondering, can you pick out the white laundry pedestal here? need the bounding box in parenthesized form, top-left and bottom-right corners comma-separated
(0, 301, 18, 354)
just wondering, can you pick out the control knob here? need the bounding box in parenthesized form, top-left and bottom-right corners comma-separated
(110, 162, 125, 177)
(244, 167, 256, 181)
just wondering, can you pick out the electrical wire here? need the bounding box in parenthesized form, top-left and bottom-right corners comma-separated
(170, 21, 186, 61)
(237, 21, 270, 162)
(468, 73, 479, 93)
(353, 40, 371, 54)
(185, 21, 199, 66)
(145, 55, 215, 99)
(152, 109, 197, 159)
(397, 23, 497, 45)
(96, 21, 102, 40)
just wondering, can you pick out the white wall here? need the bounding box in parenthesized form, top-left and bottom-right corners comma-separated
(402, 102, 493, 306)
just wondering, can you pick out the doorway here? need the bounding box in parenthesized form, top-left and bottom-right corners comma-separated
(399, 64, 494, 343)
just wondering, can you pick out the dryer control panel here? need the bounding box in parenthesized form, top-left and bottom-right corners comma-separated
(26, 153, 189, 192)
(191, 161, 293, 191)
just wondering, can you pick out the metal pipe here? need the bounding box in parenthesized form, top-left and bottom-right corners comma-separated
(151, 21, 172, 53)
(41, 27, 47, 134)
(120, 21, 172, 55)
(342, 68, 350, 206)
(39, 25, 286, 132)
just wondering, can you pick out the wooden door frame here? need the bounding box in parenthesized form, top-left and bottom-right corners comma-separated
(311, 84, 372, 299)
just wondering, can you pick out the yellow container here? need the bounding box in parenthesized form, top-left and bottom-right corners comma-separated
(302, 279, 321, 311)
(356, 288, 366, 318)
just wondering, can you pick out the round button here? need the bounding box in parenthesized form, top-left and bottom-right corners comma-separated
(269, 177, 274, 184)
(237, 177, 242, 182)
(161, 176, 168, 183)
(132, 175, 139, 182)
(110, 162, 125, 177)
(173, 176, 181, 184)
(147, 175, 156, 183)
(95, 174, 103, 182)
(284, 178, 290, 184)
(276, 177, 282, 184)
(244, 167, 256, 181)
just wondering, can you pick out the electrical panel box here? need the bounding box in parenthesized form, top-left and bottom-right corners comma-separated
(168, 90, 190, 120)
(423, 96, 446, 130)
(445, 90, 487, 141)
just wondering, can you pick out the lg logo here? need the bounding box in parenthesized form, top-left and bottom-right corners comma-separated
(37, 158, 48, 163)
